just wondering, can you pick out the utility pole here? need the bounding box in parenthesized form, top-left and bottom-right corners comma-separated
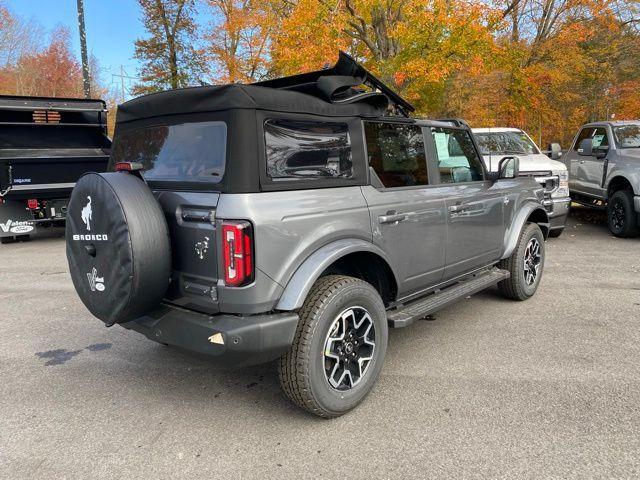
(76, 0, 91, 98)
(111, 66, 138, 103)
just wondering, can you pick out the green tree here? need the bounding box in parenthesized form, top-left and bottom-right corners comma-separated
(133, 0, 205, 94)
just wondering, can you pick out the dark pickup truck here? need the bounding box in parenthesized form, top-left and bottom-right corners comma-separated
(0, 96, 111, 243)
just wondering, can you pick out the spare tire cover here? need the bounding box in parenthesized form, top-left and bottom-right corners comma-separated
(66, 172, 171, 325)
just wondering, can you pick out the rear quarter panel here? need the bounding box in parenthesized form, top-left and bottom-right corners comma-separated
(215, 187, 372, 312)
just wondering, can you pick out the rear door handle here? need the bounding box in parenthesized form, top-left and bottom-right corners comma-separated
(449, 204, 470, 213)
(378, 211, 408, 224)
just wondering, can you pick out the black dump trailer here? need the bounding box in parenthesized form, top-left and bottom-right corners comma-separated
(0, 96, 111, 243)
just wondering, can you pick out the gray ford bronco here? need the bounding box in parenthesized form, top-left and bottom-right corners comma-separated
(66, 53, 550, 418)
(563, 121, 640, 237)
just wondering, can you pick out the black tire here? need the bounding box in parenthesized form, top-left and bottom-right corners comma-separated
(66, 172, 171, 325)
(548, 227, 564, 238)
(278, 275, 388, 418)
(497, 222, 545, 300)
(607, 190, 640, 238)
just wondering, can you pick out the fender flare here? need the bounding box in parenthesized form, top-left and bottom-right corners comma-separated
(605, 173, 638, 197)
(501, 202, 549, 260)
(276, 238, 400, 311)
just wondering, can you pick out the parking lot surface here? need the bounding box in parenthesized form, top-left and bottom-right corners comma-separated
(1, 208, 639, 479)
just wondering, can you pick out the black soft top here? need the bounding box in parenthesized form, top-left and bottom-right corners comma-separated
(117, 52, 414, 124)
(117, 83, 387, 123)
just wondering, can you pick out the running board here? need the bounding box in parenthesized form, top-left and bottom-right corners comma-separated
(387, 268, 510, 328)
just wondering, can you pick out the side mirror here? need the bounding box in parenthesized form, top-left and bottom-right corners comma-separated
(498, 156, 519, 179)
(578, 138, 593, 156)
(549, 143, 562, 160)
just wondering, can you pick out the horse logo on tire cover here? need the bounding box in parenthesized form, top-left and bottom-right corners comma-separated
(81, 196, 93, 231)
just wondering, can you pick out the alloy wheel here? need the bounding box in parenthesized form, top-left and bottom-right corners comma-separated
(523, 237, 542, 286)
(323, 306, 376, 391)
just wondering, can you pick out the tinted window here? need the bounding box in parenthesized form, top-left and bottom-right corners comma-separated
(573, 127, 609, 151)
(475, 131, 538, 155)
(613, 125, 640, 148)
(431, 127, 483, 183)
(364, 122, 427, 188)
(111, 121, 226, 182)
(264, 120, 352, 180)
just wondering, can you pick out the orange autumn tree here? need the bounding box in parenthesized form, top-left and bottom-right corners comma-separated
(3, 27, 84, 97)
(460, 0, 640, 146)
(206, 0, 272, 83)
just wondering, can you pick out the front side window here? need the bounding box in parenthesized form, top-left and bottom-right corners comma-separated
(573, 127, 609, 151)
(111, 121, 226, 182)
(431, 127, 484, 183)
(475, 131, 538, 155)
(364, 122, 427, 188)
(264, 119, 353, 180)
(613, 125, 640, 148)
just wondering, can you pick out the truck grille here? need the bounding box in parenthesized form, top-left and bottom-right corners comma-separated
(519, 170, 557, 194)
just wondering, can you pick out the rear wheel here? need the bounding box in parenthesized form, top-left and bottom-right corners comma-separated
(278, 275, 388, 418)
(497, 222, 545, 300)
(607, 190, 639, 238)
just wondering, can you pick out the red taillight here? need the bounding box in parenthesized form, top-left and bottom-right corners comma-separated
(115, 162, 133, 171)
(222, 220, 254, 287)
(27, 199, 38, 210)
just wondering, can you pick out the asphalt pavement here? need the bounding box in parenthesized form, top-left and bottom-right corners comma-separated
(1, 207, 639, 479)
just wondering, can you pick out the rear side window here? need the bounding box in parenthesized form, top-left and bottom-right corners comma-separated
(264, 120, 353, 180)
(431, 127, 483, 183)
(364, 122, 428, 188)
(111, 121, 226, 182)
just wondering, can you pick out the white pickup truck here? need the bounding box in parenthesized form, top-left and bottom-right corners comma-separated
(473, 127, 570, 238)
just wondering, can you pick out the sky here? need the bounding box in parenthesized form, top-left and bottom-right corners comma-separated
(8, 0, 148, 98)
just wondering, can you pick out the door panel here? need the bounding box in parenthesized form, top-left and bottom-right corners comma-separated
(443, 182, 505, 279)
(361, 185, 447, 295)
(570, 127, 609, 196)
(427, 126, 505, 279)
(362, 121, 446, 296)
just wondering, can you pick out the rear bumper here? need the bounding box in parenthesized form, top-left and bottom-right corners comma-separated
(543, 196, 570, 230)
(123, 305, 299, 366)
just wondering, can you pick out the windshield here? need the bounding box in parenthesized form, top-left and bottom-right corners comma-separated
(613, 125, 640, 148)
(474, 131, 539, 155)
(110, 121, 226, 182)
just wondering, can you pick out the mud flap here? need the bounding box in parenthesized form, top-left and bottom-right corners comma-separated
(0, 199, 35, 238)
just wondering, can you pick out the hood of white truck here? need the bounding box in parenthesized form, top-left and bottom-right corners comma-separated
(483, 153, 566, 174)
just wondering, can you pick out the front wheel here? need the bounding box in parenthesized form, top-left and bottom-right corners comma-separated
(278, 275, 388, 418)
(497, 222, 545, 300)
(607, 190, 640, 238)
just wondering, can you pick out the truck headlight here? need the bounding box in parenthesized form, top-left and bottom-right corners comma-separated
(551, 170, 569, 198)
